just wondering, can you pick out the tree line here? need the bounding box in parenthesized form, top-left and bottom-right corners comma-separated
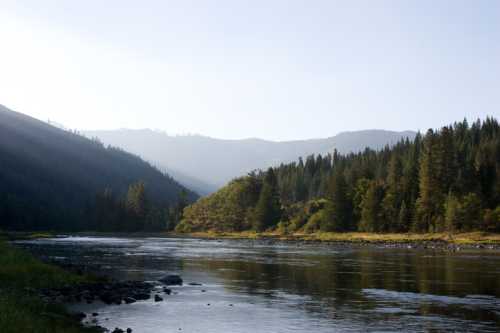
(88, 182, 189, 232)
(178, 118, 500, 233)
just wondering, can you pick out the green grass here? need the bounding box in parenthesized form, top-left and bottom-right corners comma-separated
(0, 293, 99, 333)
(0, 239, 100, 333)
(0, 241, 85, 289)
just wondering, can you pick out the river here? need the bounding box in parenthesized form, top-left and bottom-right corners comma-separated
(17, 236, 500, 332)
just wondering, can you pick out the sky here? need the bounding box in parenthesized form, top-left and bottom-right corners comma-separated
(0, 0, 499, 141)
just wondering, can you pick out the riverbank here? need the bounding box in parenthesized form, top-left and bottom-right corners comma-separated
(0, 237, 102, 333)
(179, 231, 500, 248)
(6, 230, 500, 248)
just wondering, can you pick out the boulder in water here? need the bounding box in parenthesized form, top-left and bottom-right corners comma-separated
(159, 275, 183, 286)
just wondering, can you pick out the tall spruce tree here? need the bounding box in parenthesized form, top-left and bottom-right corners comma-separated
(359, 181, 385, 232)
(253, 168, 282, 232)
(323, 168, 352, 231)
(415, 130, 442, 232)
(382, 154, 403, 231)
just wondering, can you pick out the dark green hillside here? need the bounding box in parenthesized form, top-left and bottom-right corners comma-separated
(0, 105, 197, 231)
(178, 118, 500, 234)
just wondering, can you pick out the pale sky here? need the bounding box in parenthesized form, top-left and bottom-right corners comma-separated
(0, 0, 499, 140)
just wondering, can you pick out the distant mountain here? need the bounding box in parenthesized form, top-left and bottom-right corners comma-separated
(84, 129, 416, 192)
(0, 105, 197, 230)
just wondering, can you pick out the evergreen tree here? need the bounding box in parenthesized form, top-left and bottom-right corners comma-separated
(359, 181, 385, 232)
(382, 154, 403, 231)
(253, 168, 282, 231)
(460, 193, 482, 231)
(323, 168, 352, 231)
(126, 181, 148, 230)
(444, 192, 461, 232)
(398, 200, 411, 232)
(415, 130, 442, 232)
(352, 178, 370, 223)
(127, 182, 148, 217)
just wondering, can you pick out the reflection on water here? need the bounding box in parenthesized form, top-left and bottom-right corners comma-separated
(17, 237, 500, 332)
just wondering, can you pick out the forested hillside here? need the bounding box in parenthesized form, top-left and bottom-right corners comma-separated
(178, 118, 500, 233)
(0, 105, 197, 231)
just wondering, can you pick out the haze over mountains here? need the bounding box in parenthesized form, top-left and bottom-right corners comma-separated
(0, 105, 196, 230)
(85, 129, 417, 194)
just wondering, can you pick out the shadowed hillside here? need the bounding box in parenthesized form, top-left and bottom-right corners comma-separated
(0, 105, 197, 231)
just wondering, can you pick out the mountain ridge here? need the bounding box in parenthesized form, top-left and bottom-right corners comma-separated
(84, 128, 417, 193)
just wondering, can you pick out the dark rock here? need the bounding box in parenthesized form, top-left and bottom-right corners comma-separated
(112, 328, 124, 333)
(163, 288, 172, 295)
(92, 312, 99, 317)
(74, 312, 86, 321)
(188, 282, 202, 286)
(124, 297, 137, 304)
(94, 326, 108, 333)
(154, 294, 163, 302)
(100, 292, 120, 305)
(127, 329, 133, 333)
(159, 275, 183, 286)
(133, 293, 150, 301)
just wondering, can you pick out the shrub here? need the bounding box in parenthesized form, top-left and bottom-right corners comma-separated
(303, 210, 326, 233)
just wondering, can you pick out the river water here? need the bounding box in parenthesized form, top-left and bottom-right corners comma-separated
(18, 236, 500, 332)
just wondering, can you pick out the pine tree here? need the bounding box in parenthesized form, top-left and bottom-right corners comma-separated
(359, 181, 385, 232)
(444, 192, 461, 232)
(382, 154, 403, 231)
(460, 193, 482, 231)
(322, 168, 352, 231)
(253, 168, 282, 232)
(353, 178, 371, 223)
(398, 200, 411, 232)
(415, 130, 441, 232)
(126, 181, 148, 230)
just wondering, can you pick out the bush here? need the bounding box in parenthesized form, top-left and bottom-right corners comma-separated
(174, 221, 193, 233)
(483, 206, 500, 232)
(276, 221, 290, 234)
(303, 210, 326, 233)
(284, 199, 327, 233)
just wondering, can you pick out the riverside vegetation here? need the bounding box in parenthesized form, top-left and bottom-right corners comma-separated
(177, 118, 500, 236)
(0, 235, 100, 333)
(0, 233, 177, 333)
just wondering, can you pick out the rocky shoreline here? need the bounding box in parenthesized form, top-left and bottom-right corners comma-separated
(36, 274, 184, 333)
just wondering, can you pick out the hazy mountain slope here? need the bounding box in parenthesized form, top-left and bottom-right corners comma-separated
(0, 105, 197, 230)
(84, 129, 416, 190)
(155, 166, 217, 196)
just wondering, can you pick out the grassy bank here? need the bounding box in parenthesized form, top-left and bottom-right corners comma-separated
(0, 237, 99, 333)
(182, 231, 500, 245)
